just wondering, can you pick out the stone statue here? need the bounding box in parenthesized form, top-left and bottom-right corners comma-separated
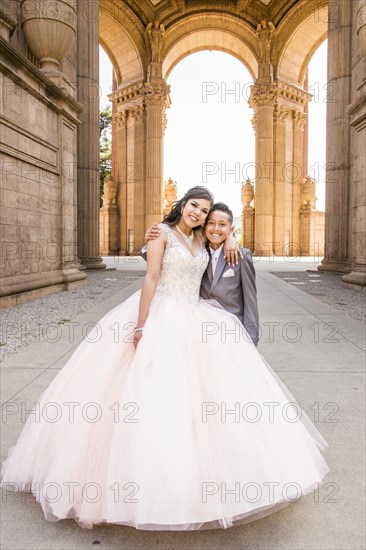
(102, 175, 117, 207)
(163, 178, 177, 215)
(145, 21, 165, 63)
(256, 20, 275, 64)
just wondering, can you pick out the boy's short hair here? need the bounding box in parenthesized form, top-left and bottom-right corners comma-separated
(208, 202, 234, 225)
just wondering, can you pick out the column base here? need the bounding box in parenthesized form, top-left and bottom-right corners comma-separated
(80, 257, 107, 270)
(317, 259, 351, 273)
(341, 270, 366, 289)
(0, 268, 87, 308)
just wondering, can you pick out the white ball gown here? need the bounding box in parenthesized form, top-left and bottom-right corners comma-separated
(1, 224, 330, 530)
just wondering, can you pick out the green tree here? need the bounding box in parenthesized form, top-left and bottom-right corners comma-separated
(99, 105, 112, 207)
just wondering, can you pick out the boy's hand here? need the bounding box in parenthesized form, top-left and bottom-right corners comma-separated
(145, 224, 161, 243)
(224, 234, 243, 266)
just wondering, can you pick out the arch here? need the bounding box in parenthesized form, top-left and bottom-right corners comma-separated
(99, 1, 146, 84)
(99, 36, 122, 84)
(162, 13, 259, 82)
(276, 1, 328, 86)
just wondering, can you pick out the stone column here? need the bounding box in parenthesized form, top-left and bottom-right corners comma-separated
(303, 70, 309, 175)
(250, 81, 311, 257)
(145, 81, 170, 230)
(111, 71, 118, 178)
(273, 105, 290, 255)
(99, 176, 118, 255)
(292, 110, 307, 255)
(109, 78, 170, 253)
(341, 0, 366, 287)
(127, 103, 145, 253)
(249, 84, 275, 255)
(241, 179, 255, 251)
(300, 176, 316, 255)
(113, 111, 128, 254)
(319, 0, 352, 273)
(76, 0, 105, 269)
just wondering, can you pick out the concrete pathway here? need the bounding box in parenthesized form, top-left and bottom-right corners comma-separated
(1, 258, 365, 550)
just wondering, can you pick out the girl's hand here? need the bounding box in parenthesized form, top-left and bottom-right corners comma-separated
(145, 224, 161, 243)
(224, 235, 243, 266)
(133, 330, 143, 349)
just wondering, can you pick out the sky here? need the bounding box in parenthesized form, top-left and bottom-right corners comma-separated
(99, 40, 327, 216)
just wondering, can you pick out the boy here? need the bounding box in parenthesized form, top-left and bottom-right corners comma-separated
(200, 202, 259, 346)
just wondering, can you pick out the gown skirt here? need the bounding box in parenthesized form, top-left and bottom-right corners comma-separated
(1, 288, 330, 530)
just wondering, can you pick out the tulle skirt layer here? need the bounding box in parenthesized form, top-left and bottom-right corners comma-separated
(1, 290, 330, 530)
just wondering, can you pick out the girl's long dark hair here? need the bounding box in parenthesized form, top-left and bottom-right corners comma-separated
(163, 186, 214, 229)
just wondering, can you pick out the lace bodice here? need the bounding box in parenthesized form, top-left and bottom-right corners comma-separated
(156, 224, 209, 304)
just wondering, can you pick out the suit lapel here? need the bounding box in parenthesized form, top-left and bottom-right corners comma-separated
(210, 248, 226, 291)
(207, 254, 213, 283)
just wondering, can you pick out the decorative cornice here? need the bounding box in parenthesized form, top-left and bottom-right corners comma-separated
(347, 93, 366, 132)
(249, 80, 312, 108)
(109, 79, 171, 108)
(347, 93, 366, 115)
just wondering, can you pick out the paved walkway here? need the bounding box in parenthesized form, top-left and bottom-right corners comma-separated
(1, 258, 365, 550)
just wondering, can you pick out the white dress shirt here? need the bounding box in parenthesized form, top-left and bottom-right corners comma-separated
(209, 244, 223, 277)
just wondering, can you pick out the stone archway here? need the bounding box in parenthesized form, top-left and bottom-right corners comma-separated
(99, 6, 145, 84)
(103, 10, 261, 254)
(99, 1, 334, 258)
(276, 3, 328, 86)
(162, 14, 259, 81)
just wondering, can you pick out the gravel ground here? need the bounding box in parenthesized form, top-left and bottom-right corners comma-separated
(270, 270, 366, 323)
(0, 270, 145, 362)
(2, 269, 364, 362)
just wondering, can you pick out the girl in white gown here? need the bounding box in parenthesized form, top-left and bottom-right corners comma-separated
(1, 186, 329, 530)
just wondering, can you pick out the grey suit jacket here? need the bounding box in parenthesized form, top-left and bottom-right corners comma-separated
(200, 247, 259, 345)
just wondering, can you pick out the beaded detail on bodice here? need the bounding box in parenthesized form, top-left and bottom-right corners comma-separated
(156, 224, 209, 304)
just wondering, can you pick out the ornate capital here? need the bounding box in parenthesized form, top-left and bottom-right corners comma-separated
(293, 110, 307, 130)
(249, 83, 276, 108)
(251, 114, 257, 131)
(273, 105, 291, 123)
(144, 81, 171, 107)
(162, 111, 168, 134)
(113, 111, 127, 128)
(129, 104, 145, 124)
